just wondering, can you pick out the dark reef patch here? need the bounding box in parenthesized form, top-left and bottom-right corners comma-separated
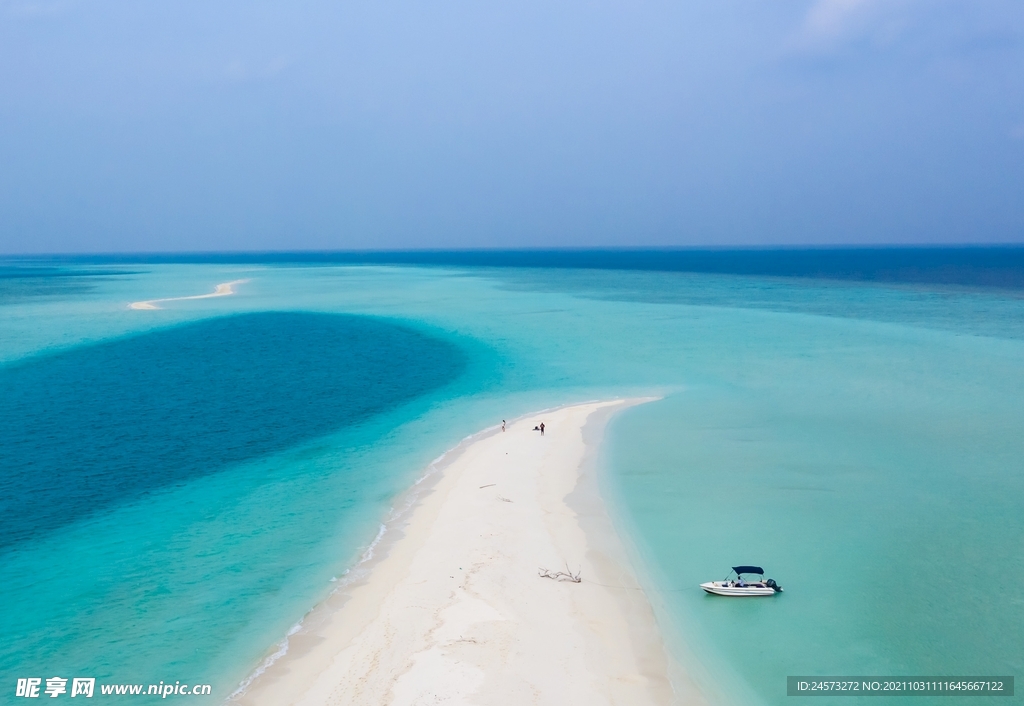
(0, 312, 466, 548)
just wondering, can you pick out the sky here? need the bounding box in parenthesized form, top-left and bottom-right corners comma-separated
(1, 0, 1022, 253)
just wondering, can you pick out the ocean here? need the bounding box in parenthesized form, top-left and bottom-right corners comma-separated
(1, 251, 1022, 704)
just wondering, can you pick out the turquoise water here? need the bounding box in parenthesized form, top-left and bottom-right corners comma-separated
(1, 261, 1022, 703)
(602, 322, 1024, 704)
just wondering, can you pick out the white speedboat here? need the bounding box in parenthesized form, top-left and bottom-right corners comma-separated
(701, 566, 782, 596)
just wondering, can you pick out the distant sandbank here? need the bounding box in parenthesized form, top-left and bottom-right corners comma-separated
(129, 280, 248, 310)
(235, 399, 700, 705)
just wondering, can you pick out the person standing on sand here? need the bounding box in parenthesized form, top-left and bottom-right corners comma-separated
(539, 422, 545, 435)
(502, 420, 506, 432)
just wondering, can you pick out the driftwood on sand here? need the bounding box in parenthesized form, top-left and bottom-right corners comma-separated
(538, 562, 582, 583)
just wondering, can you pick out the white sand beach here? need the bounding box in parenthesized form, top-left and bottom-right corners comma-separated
(237, 399, 699, 706)
(129, 279, 248, 310)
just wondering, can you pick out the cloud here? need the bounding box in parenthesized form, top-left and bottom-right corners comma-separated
(224, 59, 247, 81)
(265, 55, 291, 77)
(790, 0, 912, 53)
(3, 0, 73, 19)
(803, 0, 877, 40)
(221, 56, 291, 82)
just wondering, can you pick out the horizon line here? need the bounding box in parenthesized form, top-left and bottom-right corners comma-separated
(4, 242, 1024, 260)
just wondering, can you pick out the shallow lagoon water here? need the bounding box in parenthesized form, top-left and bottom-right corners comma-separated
(1, 261, 1022, 703)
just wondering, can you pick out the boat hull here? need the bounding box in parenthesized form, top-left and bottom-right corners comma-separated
(700, 581, 779, 596)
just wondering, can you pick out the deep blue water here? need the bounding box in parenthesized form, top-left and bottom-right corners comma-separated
(39, 246, 1024, 289)
(0, 264, 137, 304)
(0, 312, 466, 550)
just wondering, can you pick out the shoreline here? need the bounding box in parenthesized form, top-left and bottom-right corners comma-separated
(234, 399, 696, 705)
(129, 279, 248, 310)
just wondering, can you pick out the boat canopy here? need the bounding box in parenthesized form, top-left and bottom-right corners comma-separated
(732, 566, 764, 575)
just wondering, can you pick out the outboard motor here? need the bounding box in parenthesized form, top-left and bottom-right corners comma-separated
(766, 578, 782, 593)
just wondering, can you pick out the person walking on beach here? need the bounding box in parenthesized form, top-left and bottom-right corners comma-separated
(502, 420, 506, 432)
(539, 422, 545, 435)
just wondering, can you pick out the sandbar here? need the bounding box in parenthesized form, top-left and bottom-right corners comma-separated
(235, 400, 698, 705)
(129, 279, 248, 310)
